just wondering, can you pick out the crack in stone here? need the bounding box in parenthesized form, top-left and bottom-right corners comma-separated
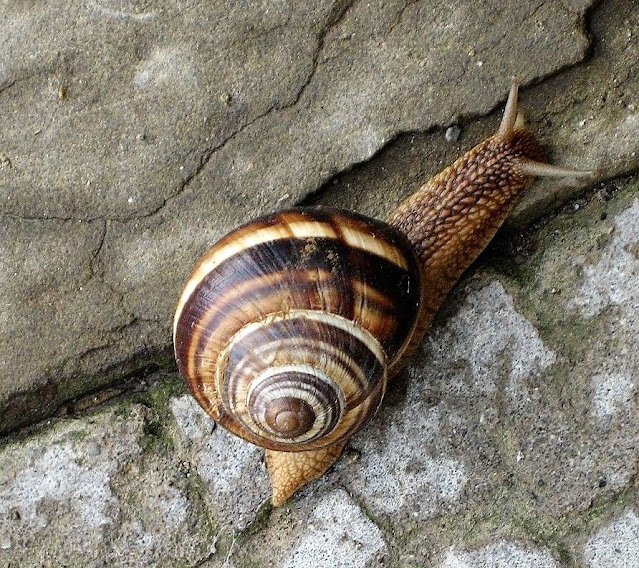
(3, 1, 596, 228)
(529, 0, 548, 20)
(134, 1, 357, 222)
(387, 0, 420, 35)
(2, 5, 352, 226)
(0, 79, 17, 95)
(284, 0, 355, 109)
(134, 103, 279, 221)
(7, 2, 347, 227)
(78, 218, 108, 288)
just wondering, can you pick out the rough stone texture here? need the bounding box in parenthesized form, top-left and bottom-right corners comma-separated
(438, 541, 560, 568)
(315, 0, 639, 225)
(0, 403, 216, 567)
(337, 281, 556, 523)
(582, 509, 639, 568)
(282, 489, 386, 568)
(170, 395, 270, 530)
(1, 0, 638, 566)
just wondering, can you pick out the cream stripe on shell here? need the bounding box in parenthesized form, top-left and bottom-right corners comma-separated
(173, 218, 411, 338)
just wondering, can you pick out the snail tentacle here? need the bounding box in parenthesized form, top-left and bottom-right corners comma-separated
(497, 77, 520, 141)
(515, 158, 594, 179)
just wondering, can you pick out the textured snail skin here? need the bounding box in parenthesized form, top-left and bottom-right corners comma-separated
(387, 122, 545, 369)
(174, 80, 591, 506)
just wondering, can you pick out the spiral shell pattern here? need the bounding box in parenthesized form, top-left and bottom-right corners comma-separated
(174, 208, 422, 452)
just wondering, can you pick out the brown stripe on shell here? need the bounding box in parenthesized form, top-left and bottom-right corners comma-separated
(247, 372, 343, 442)
(177, 227, 420, 368)
(179, 269, 341, 397)
(180, 271, 401, 402)
(173, 208, 417, 337)
(225, 335, 379, 412)
(222, 314, 386, 410)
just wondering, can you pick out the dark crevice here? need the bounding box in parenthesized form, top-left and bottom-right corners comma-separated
(78, 218, 108, 289)
(299, 1, 601, 209)
(282, 0, 355, 109)
(0, 345, 176, 440)
(0, 79, 17, 95)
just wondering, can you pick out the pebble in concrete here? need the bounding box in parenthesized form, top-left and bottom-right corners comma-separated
(439, 540, 560, 568)
(0, 409, 140, 563)
(282, 488, 386, 568)
(582, 509, 639, 568)
(424, 281, 557, 404)
(346, 390, 468, 519)
(572, 198, 638, 429)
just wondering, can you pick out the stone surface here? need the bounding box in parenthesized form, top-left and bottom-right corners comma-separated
(282, 489, 386, 568)
(582, 509, 639, 568)
(170, 395, 270, 530)
(0, 0, 638, 566)
(439, 541, 560, 568)
(336, 280, 556, 523)
(316, 0, 639, 225)
(0, 402, 215, 567)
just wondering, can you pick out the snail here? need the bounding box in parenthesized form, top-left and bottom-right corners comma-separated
(173, 79, 591, 506)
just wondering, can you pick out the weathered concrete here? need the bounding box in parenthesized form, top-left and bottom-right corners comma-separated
(0, 0, 638, 566)
(0, 401, 216, 566)
(582, 510, 639, 568)
(439, 541, 561, 568)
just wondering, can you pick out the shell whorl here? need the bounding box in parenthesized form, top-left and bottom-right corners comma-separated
(218, 310, 387, 448)
(174, 208, 423, 452)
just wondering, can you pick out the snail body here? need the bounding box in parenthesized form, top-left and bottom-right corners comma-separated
(174, 80, 591, 505)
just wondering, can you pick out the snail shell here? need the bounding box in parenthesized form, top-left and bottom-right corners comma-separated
(174, 209, 422, 453)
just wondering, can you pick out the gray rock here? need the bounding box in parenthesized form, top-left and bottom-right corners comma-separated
(507, 194, 639, 516)
(282, 489, 386, 568)
(170, 395, 270, 530)
(0, 404, 214, 567)
(582, 509, 639, 568)
(336, 280, 556, 523)
(437, 541, 560, 568)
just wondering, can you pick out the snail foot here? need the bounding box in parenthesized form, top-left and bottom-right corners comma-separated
(266, 441, 347, 506)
